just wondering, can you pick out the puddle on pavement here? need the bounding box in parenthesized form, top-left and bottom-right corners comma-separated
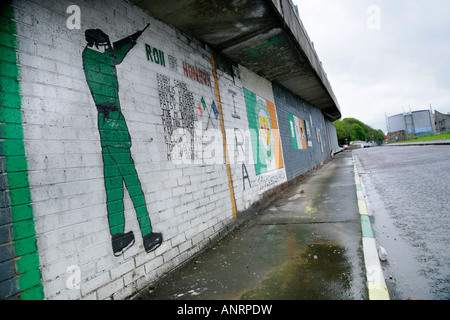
(238, 242, 353, 300)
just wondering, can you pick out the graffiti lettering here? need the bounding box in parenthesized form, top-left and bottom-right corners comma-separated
(242, 163, 251, 190)
(182, 62, 211, 86)
(146, 43, 165, 67)
(257, 170, 286, 191)
(229, 89, 240, 119)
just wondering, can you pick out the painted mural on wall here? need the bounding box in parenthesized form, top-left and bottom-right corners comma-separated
(316, 128, 324, 153)
(82, 24, 162, 256)
(304, 119, 312, 147)
(157, 73, 219, 163)
(157, 73, 197, 162)
(287, 112, 307, 150)
(243, 88, 283, 175)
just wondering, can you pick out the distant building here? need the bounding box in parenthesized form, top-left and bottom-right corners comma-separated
(387, 109, 434, 137)
(434, 110, 450, 134)
(386, 130, 407, 143)
(386, 108, 450, 141)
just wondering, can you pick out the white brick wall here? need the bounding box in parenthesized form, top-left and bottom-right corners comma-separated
(12, 0, 291, 299)
(223, 65, 287, 212)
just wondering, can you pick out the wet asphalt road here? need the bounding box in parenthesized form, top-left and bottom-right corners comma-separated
(353, 146, 450, 300)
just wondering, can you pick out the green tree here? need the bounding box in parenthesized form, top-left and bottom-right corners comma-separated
(333, 118, 384, 145)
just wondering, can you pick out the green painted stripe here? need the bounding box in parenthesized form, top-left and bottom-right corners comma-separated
(360, 212, 374, 238)
(0, 2, 43, 300)
(352, 154, 389, 300)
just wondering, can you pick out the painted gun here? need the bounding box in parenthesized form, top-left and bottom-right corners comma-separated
(114, 23, 150, 50)
(130, 23, 150, 42)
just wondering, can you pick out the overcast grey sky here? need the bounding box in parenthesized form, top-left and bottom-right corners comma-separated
(294, 0, 450, 132)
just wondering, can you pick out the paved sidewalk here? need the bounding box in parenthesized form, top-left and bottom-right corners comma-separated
(133, 152, 369, 300)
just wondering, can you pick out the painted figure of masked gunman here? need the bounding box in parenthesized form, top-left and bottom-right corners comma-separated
(82, 24, 163, 256)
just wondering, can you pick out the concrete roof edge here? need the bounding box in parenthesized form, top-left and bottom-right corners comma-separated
(266, 0, 341, 120)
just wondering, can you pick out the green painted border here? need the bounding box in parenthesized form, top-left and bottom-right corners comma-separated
(352, 153, 390, 300)
(360, 215, 374, 239)
(0, 2, 44, 300)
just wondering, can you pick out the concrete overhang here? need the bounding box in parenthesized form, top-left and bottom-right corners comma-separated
(130, 0, 341, 121)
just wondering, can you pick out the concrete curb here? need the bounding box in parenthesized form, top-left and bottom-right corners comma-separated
(385, 139, 450, 146)
(352, 153, 390, 300)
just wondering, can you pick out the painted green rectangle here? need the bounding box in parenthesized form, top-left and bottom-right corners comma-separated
(0, 92, 21, 109)
(287, 112, 298, 150)
(0, 75, 19, 93)
(0, 139, 26, 156)
(1, 1, 43, 299)
(10, 204, 33, 223)
(0, 4, 14, 20)
(0, 15, 15, 34)
(5, 171, 29, 189)
(19, 285, 44, 300)
(15, 252, 40, 274)
(9, 187, 32, 206)
(5, 156, 28, 172)
(0, 61, 18, 77)
(0, 45, 17, 64)
(0, 107, 22, 124)
(0, 123, 24, 139)
(361, 215, 374, 238)
(18, 268, 41, 291)
(12, 219, 36, 240)
(0, 31, 16, 48)
(13, 237, 37, 256)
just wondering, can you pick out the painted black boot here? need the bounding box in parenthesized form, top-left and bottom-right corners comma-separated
(143, 232, 163, 253)
(112, 231, 135, 256)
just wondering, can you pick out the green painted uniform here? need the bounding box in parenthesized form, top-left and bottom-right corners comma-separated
(82, 38, 152, 237)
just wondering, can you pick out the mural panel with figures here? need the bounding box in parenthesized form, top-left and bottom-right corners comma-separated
(287, 112, 307, 150)
(243, 88, 283, 175)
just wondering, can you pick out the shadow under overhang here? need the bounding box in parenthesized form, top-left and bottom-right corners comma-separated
(130, 0, 341, 121)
